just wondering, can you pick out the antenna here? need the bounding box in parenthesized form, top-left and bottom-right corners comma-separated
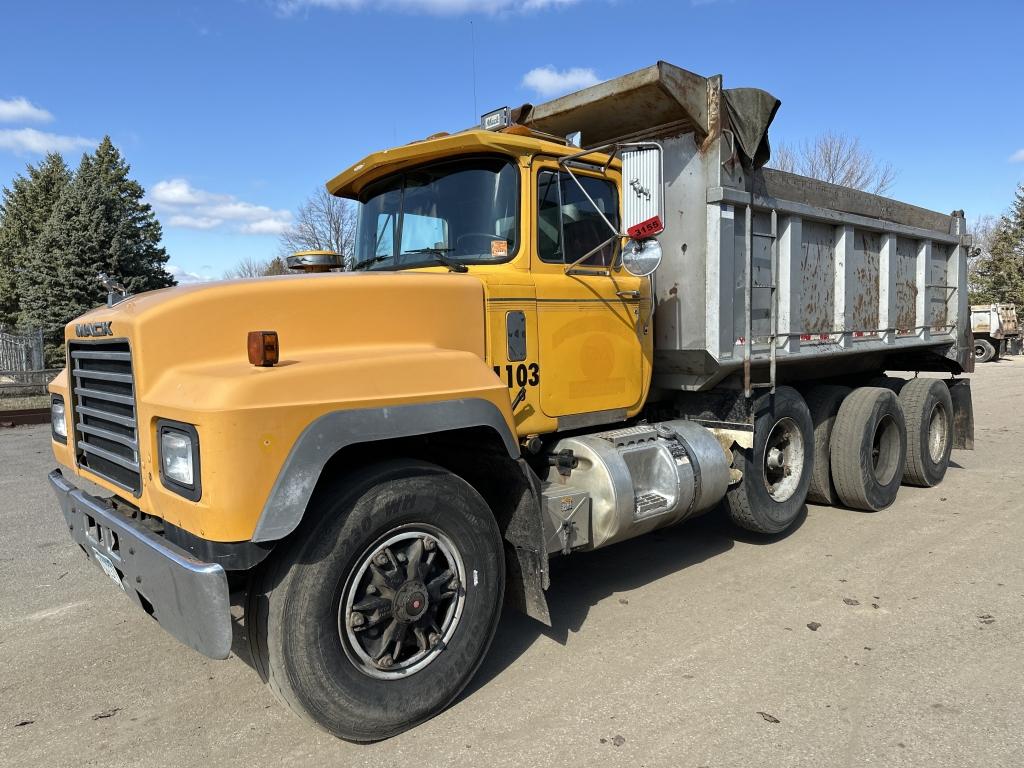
(470, 21, 478, 121)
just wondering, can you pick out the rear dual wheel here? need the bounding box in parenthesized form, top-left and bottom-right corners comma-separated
(829, 387, 907, 511)
(725, 386, 814, 534)
(804, 385, 852, 506)
(897, 378, 953, 487)
(975, 339, 996, 363)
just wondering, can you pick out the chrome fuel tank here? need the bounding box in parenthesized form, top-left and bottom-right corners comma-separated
(545, 420, 730, 551)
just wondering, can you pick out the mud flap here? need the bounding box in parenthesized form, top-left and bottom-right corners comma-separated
(502, 459, 552, 626)
(946, 378, 974, 450)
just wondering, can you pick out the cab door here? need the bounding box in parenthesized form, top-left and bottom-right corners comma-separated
(531, 163, 651, 423)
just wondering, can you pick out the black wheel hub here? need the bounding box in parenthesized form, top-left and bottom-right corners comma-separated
(340, 528, 465, 679)
(394, 581, 430, 623)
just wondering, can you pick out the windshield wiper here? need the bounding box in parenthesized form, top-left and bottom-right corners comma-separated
(351, 255, 390, 271)
(400, 248, 468, 273)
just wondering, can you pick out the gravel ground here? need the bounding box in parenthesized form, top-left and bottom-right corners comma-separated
(2, 358, 1022, 768)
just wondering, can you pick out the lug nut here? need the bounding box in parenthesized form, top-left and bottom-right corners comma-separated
(396, 553, 407, 563)
(374, 553, 389, 567)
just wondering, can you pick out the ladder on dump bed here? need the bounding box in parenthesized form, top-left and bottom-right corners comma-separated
(743, 205, 780, 399)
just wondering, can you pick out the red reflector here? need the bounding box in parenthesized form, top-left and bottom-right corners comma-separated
(627, 215, 664, 240)
(800, 334, 812, 341)
(248, 331, 279, 367)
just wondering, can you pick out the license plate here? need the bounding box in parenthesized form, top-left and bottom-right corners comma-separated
(92, 548, 125, 591)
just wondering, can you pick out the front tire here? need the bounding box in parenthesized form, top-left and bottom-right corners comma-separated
(248, 460, 505, 742)
(725, 386, 814, 534)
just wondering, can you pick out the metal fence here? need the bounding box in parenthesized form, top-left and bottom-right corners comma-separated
(0, 328, 44, 372)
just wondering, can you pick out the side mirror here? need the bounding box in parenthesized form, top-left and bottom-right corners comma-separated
(621, 238, 662, 277)
(621, 144, 664, 240)
(287, 250, 342, 273)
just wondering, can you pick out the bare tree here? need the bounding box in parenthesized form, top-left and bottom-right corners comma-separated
(224, 255, 289, 279)
(770, 131, 896, 195)
(278, 187, 357, 268)
(968, 213, 1000, 300)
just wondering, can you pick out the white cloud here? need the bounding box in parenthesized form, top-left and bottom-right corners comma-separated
(168, 214, 221, 230)
(151, 178, 225, 206)
(242, 218, 292, 235)
(1010, 149, 1024, 163)
(0, 127, 96, 155)
(167, 264, 215, 284)
(521, 66, 600, 98)
(150, 178, 292, 236)
(0, 97, 53, 123)
(280, 0, 579, 14)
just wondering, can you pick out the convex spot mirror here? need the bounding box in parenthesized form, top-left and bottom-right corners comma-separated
(621, 238, 662, 277)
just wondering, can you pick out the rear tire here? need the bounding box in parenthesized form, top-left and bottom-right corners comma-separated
(898, 378, 953, 487)
(829, 387, 907, 511)
(975, 339, 995, 363)
(725, 386, 814, 534)
(803, 385, 851, 506)
(247, 460, 505, 742)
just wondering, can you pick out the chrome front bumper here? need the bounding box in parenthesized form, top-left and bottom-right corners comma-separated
(49, 469, 232, 659)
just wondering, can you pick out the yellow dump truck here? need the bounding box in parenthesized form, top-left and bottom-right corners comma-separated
(48, 62, 976, 741)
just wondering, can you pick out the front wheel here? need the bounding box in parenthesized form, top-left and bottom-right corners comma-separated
(247, 460, 505, 742)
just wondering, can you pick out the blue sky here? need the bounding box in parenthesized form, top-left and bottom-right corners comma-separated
(1, 0, 1022, 282)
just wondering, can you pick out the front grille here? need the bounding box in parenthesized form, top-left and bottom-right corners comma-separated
(69, 341, 141, 495)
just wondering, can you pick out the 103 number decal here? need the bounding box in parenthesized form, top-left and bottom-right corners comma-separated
(493, 363, 540, 388)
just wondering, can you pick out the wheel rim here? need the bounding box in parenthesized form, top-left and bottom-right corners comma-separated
(927, 402, 949, 464)
(974, 343, 985, 359)
(871, 414, 901, 484)
(762, 416, 805, 502)
(339, 524, 466, 680)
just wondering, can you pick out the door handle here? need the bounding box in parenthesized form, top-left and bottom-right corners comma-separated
(511, 387, 527, 411)
(616, 290, 641, 299)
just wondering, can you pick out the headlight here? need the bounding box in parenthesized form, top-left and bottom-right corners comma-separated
(158, 421, 201, 500)
(51, 396, 67, 442)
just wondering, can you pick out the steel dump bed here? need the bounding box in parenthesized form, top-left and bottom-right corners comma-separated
(525, 61, 972, 391)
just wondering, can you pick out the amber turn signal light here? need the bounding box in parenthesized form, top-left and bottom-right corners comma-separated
(247, 331, 279, 367)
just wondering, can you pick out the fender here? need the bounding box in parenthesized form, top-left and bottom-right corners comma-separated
(252, 398, 520, 542)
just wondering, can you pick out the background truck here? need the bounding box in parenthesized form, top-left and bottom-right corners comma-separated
(971, 303, 1020, 361)
(47, 61, 975, 741)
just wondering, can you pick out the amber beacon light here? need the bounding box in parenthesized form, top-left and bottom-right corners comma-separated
(247, 331, 280, 367)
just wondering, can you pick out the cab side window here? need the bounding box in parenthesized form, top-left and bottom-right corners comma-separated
(537, 170, 620, 266)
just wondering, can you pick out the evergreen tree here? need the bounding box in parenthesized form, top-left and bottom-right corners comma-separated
(21, 137, 175, 364)
(972, 183, 1024, 306)
(0, 153, 71, 329)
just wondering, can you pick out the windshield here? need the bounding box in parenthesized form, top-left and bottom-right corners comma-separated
(353, 157, 519, 270)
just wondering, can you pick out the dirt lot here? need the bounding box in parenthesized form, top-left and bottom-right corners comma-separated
(2, 359, 1022, 768)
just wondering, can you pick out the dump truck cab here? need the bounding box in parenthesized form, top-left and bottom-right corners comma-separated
(328, 129, 655, 437)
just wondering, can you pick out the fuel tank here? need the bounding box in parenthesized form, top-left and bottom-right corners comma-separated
(543, 420, 731, 552)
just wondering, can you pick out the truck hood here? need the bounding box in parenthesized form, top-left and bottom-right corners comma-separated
(64, 271, 488, 390)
